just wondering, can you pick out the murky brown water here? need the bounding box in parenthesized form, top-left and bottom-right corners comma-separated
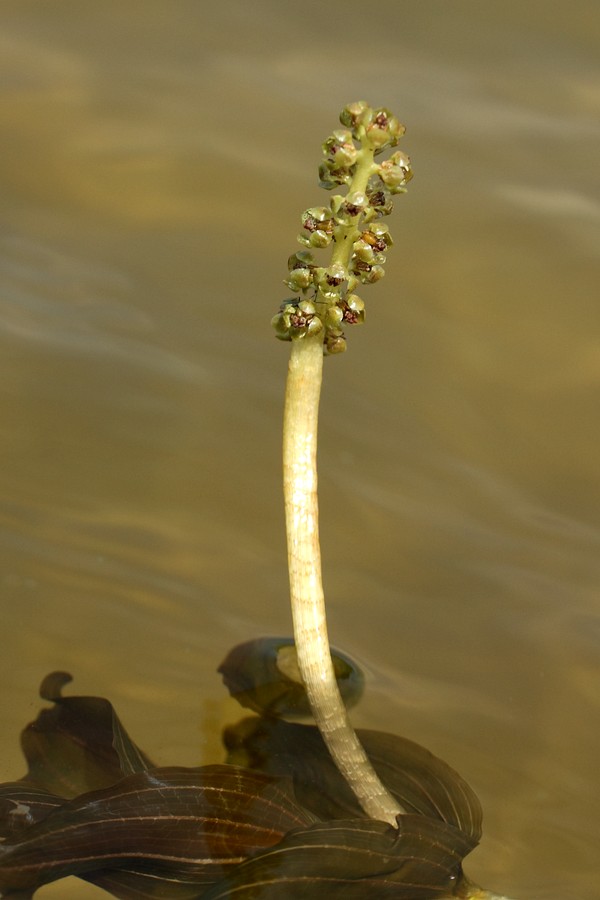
(1, 1, 599, 897)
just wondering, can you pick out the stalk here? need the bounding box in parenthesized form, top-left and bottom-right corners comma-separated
(283, 332, 402, 824)
(273, 102, 413, 825)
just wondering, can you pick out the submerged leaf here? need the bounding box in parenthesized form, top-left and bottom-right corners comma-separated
(20, 672, 153, 798)
(224, 717, 482, 841)
(203, 815, 475, 899)
(0, 765, 314, 897)
(0, 783, 64, 843)
(219, 637, 364, 717)
(82, 866, 216, 899)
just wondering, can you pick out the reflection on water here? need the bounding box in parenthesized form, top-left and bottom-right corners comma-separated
(1, 1, 598, 897)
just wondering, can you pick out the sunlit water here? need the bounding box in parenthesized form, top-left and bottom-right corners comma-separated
(1, 1, 599, 897)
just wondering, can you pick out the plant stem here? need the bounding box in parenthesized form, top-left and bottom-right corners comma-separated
(282, 331, 404, 826)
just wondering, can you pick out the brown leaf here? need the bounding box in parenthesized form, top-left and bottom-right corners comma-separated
(203, 815, 475, 899)
(0, 765, 314, 897)
(224, 717, 482, 841)
(20, 672, 153, 798)
(0, 783, 64, 843)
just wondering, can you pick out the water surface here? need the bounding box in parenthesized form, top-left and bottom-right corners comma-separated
(1, 2, 599, 897)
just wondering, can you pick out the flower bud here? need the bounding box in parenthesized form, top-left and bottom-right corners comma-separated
(342, 191, 369, 217)
(272, 298, 323, 341)
(359, 264, 385, 284)
(288, 249, 315, 270)
(378, 150, 413, 191)
(361, 222, 393, 252)
(339, 100, 371, 133)
(341, 294, 365, 325)
(326, 304, 344, 327)
(324, 327, 347, 355)
(318, 162, 352, 190)
(299, 206, 334, 249)
(366, 186, 393, 218)
(284, 267, 313, 292)
(323, 129, 358, 169)
(271, 308, 293, 341)
(352, 238, 375, 265)
(315, 262, 347, 300)
(365, 108, 405, 150)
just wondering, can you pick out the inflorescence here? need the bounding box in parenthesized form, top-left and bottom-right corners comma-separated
(272, 101, 413, 354)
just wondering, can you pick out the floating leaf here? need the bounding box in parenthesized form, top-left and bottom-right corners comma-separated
(203, 815, 475, 899)
(20, 672, 153, 798)
(218, 637, 364, 717)
(82, 865, 217, 899)
(0, 783, 64, 843)
(0, 669, 485, 898)
(0, 765, 314, 897)
(224, 717, 482, 841)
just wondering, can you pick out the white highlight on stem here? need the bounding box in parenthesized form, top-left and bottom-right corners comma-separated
(282, 333, 404, 826)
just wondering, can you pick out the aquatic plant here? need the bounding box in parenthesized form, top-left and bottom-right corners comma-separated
(0, 102, 518, 899)
(272, 100, 412, 826)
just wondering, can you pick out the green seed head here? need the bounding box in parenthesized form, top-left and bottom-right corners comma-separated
(274, 102, 411, 354)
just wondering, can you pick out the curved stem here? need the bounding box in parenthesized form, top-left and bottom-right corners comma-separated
(283, 332, 403, 825)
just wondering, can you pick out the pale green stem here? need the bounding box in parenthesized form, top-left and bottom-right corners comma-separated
(330, 139, 376, 271)
(283, 332, 403, 825)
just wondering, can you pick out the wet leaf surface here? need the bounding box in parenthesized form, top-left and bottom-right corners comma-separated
(223, 716, 482, 841)
(203, 815, 474, 899)
(20, 671, 153, 798)
(0, 783, 64, 843)
(0, 765, 313, 896)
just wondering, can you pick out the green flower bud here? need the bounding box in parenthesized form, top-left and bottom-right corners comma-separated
(339, 100, 371, 133)
(271, 309, 293, 341)
(299, 206, 334, 249)
(290, 299, 323, 339)
(318, 161, 352, 190)
(341, 294, 365, 325)
(342, 191, 369, 217)
(323, 129, 358, 169)
(324, 327, 347, 355)
(362, 222, 393, 252)
(352, 239, 375, 264)
(378, 150, 413, 191)
(366, 186, 394, 218)
(326, 304, 344, 327)
(365, 108, 405, 150)
(305, 315, 324, 336)
(315, 262, 347, 300)
(305, 230, 331, 249)
(288, 249, 315, 270)
(353, 263, 385, 285)
(284, 267, 313, 292)
(272, 298, 323, 341)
